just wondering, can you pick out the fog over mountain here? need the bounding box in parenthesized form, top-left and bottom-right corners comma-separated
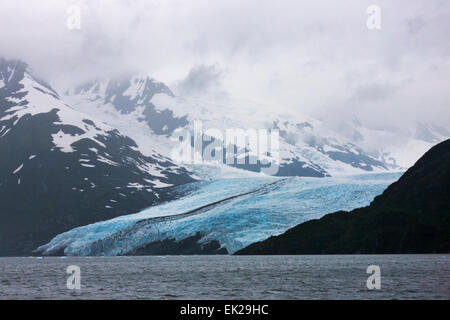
(1, 0, 449, 166)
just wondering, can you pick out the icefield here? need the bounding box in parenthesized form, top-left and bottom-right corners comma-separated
(36, 172, 402, 256)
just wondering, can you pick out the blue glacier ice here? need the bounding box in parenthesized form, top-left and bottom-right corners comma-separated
(36, 172, 402, 256)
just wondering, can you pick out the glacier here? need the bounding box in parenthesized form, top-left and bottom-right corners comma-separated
(36, 172, 402, 256)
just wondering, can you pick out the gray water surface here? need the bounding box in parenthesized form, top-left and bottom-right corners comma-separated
(0, 255, 449, 300)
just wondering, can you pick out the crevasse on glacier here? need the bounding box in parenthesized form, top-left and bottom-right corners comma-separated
(36, 172, 402, 256)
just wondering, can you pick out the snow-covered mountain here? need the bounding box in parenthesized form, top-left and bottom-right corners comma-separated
(0, 59, 195, 255)
(3, 59, 447, 256)
(332, 117, 450, 169)
(65, 75, 404, 178)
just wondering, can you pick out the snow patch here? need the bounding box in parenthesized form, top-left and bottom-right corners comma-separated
(13, 164, 23, 174)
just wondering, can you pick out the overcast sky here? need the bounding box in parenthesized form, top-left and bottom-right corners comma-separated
(1, 0, 449, 132)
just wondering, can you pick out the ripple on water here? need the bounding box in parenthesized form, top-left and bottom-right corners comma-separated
(0, 255, 448, 300)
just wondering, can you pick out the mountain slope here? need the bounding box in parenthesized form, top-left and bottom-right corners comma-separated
(69, 76, 189, 136)
(236, 139, 450, 254)
(65, 77, 398, 177)
(0, 58, 195, 256)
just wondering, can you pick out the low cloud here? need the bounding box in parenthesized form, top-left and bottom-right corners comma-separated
(0, 0, 449, 132)
(351, 83, 399, 103)
(173, 65, 225, 97)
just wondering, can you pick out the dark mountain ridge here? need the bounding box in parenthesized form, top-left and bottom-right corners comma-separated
(236, 139, 450, 254)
